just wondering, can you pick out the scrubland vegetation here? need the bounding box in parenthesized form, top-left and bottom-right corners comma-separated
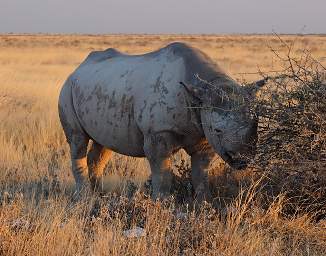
(0, 34, 325, 255)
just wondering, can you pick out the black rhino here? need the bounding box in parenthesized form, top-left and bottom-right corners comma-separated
(58, 42, 265, 200)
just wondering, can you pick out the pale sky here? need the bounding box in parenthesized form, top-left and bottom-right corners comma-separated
(0, 0, 325, 34)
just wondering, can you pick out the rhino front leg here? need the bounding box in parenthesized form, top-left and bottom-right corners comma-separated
(143, 132, 178, 199)
(87, 141, 112, 192)
(187, 142, 219, 202)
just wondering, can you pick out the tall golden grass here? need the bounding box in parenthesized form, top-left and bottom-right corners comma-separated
(0, 34, 325, 255)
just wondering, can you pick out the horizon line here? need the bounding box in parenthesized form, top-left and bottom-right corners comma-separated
(1, 32, 326, 37)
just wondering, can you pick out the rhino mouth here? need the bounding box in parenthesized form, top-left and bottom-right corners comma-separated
(223, 151, 248, 170)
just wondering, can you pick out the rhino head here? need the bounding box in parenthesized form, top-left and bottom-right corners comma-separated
(181, 76, 267, 170)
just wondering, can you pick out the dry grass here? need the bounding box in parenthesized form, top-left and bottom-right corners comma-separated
(0, 34, 325, 255)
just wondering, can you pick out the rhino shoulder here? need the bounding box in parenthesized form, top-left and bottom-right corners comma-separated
(167, 42, 209, 59)
(84, 48, 123, 63)
(166, 42, 223, 83)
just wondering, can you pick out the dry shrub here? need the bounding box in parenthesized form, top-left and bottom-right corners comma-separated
(252, 42, 326, 219)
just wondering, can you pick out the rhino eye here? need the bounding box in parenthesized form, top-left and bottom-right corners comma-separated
(214, 128, 222, 134)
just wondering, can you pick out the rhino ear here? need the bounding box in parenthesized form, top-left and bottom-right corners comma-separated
(245, 77, 269, 97)
(179, 81, 208, 102)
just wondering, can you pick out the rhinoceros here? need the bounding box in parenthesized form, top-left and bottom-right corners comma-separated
(58, 42, 265, 200)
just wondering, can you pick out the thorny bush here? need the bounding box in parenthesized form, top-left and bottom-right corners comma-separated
(251, 44, 326, 219)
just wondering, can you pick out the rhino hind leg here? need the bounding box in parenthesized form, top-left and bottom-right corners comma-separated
(143, 132, 179, 199)
(59, 81, 91, 195)
(87, 141, 112, 192)
(69, 132, 90, 194)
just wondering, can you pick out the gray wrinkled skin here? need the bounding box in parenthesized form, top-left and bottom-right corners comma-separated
(58, 42, 258, 201)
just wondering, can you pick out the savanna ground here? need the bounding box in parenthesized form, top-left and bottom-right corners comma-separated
(0, 34, 325, 255)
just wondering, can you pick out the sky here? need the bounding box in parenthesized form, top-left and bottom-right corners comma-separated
(0, 0, 325, 34)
